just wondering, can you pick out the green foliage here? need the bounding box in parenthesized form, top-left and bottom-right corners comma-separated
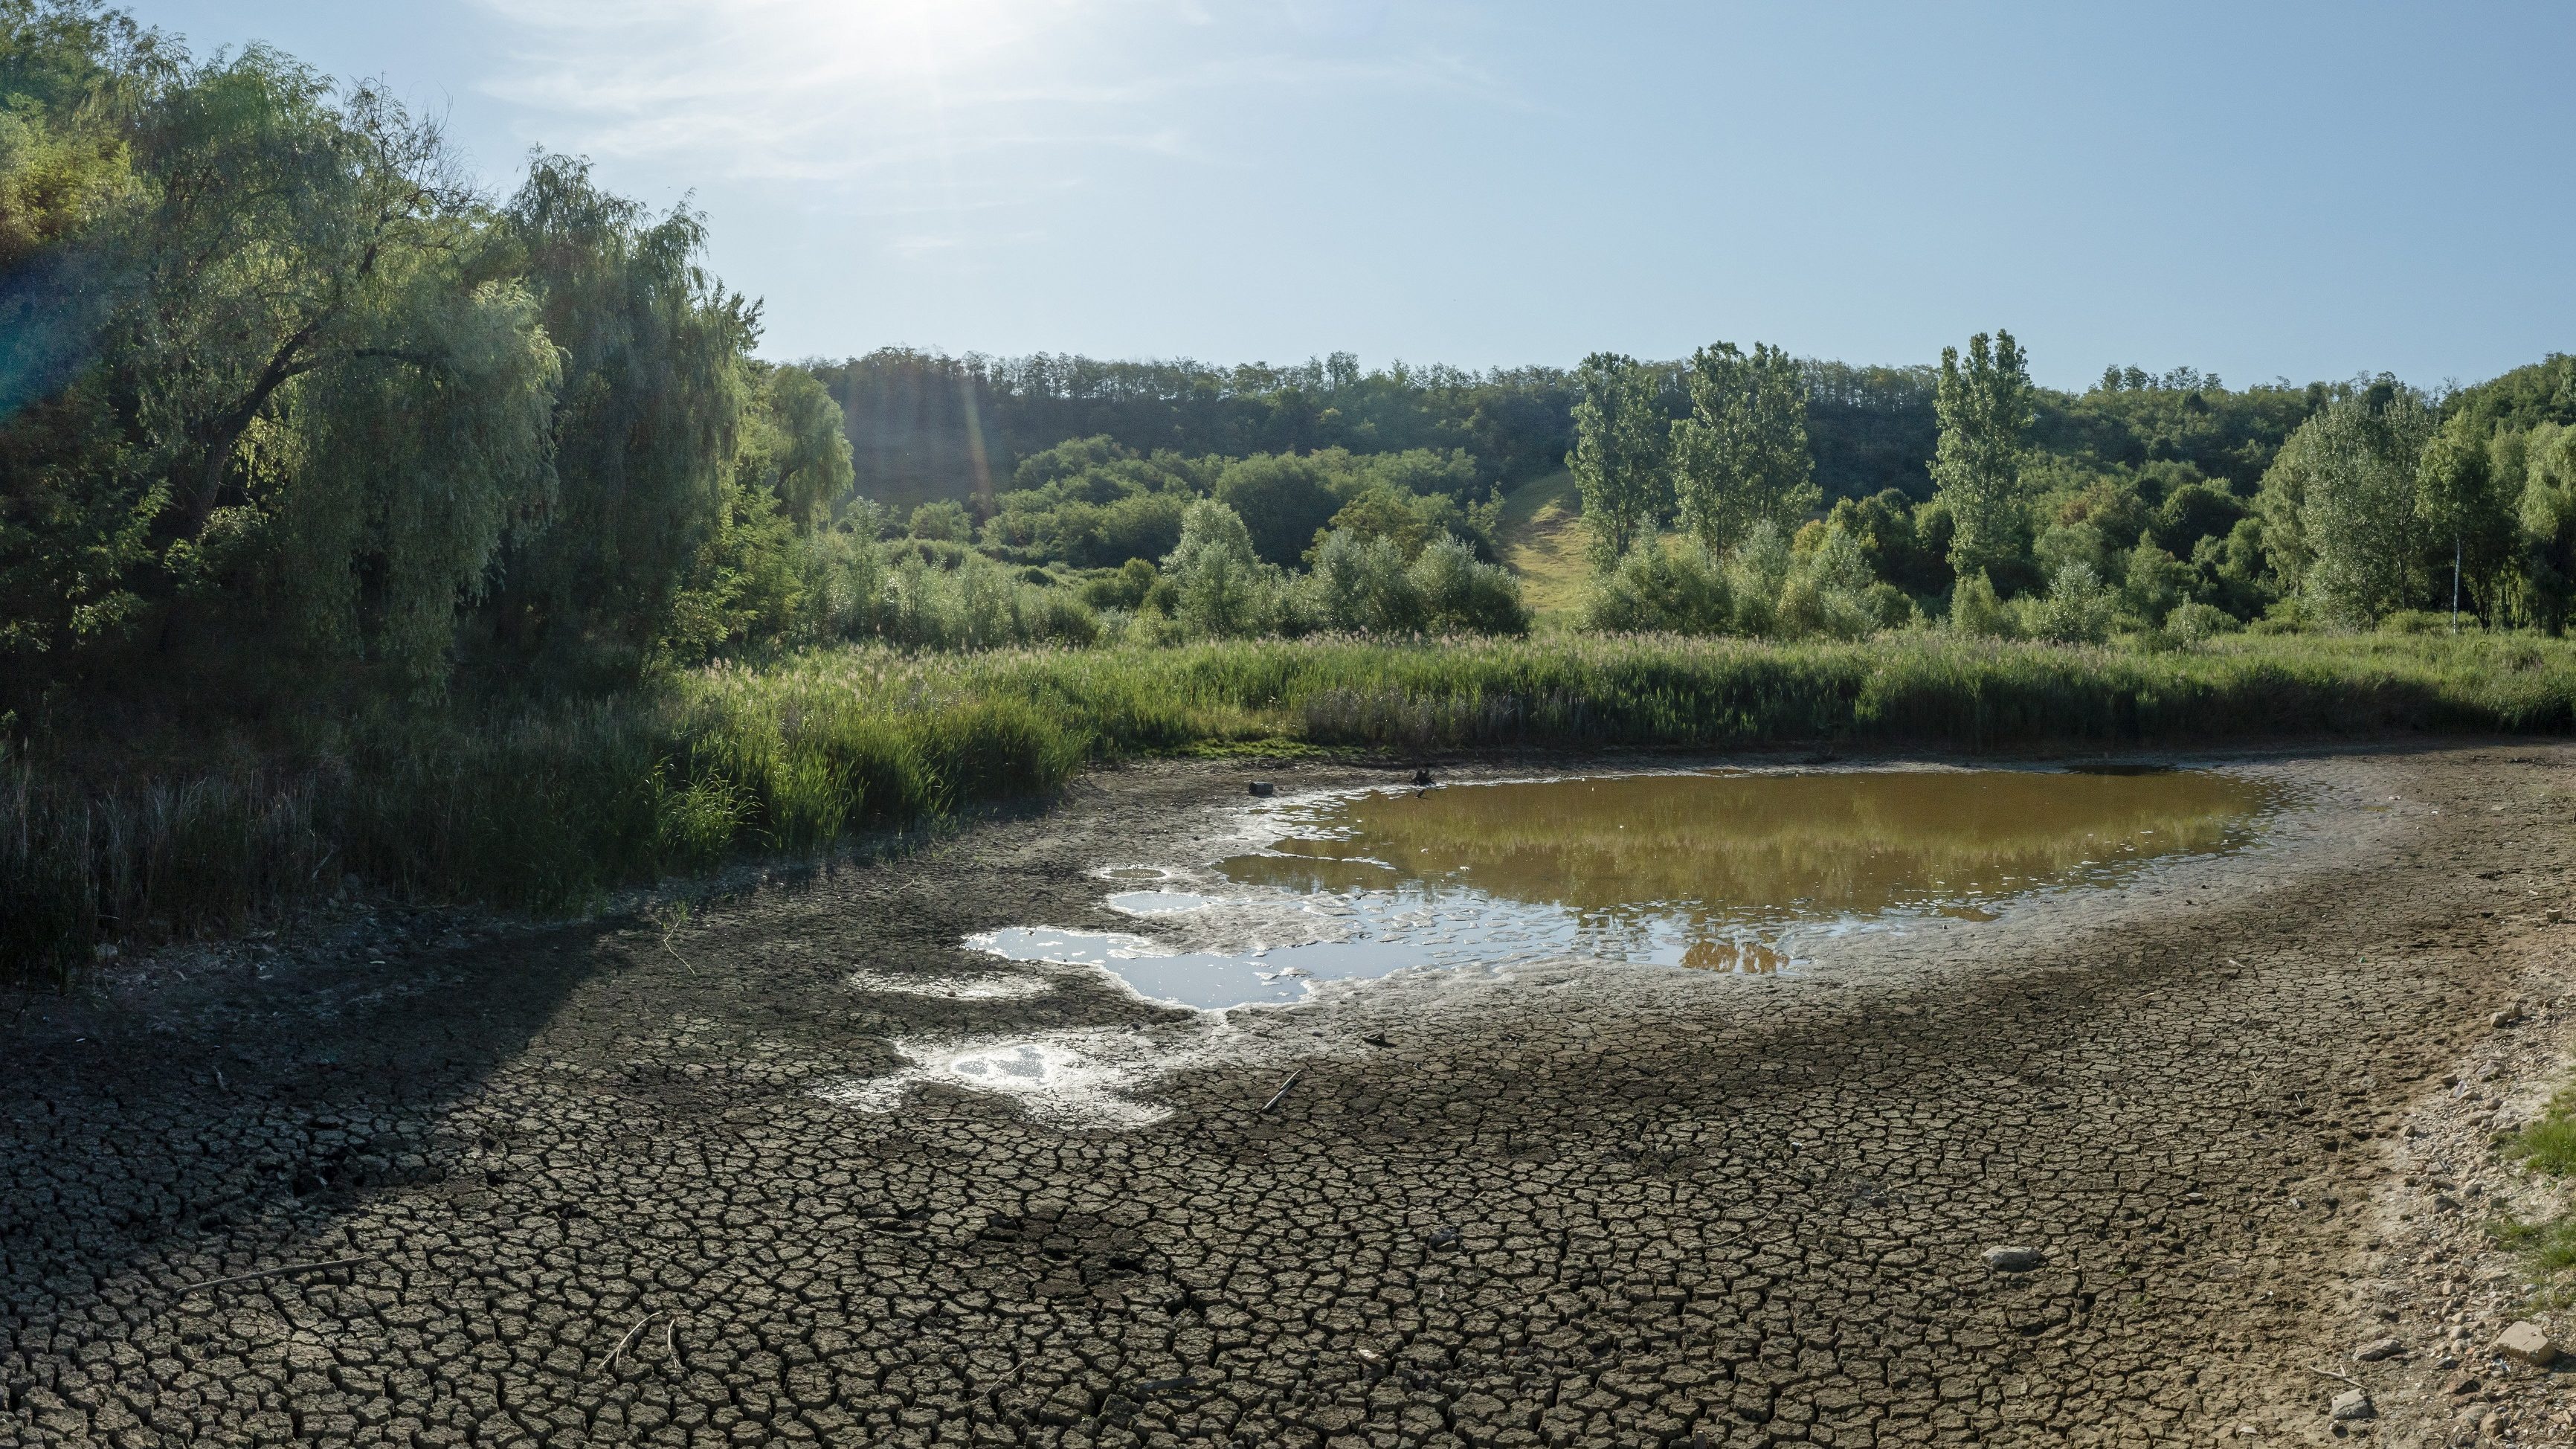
(2027, 562, 2117, 645)
(1583, 539, 1731, 635)
(1823, 489, 1951, 598)
(908, 498, 973, 542)
(1932, 331, 2036, 583)
(2121, 539, 2191, 628)
(1215, 452, 1341, 567)
(1162, 497, 1280, 638)
(488, 155, 759, 680)
(2258, 380, 2438, 626)
(1671, 341, 1817, 555)
(738, 362, 855, 527)
(2166, 601, 2241, 643)
(1948, 570, 2015, 638)
(1304, 529, 1425, 634)
(1408, 535, 1529, 636)
(1568, 352, 1671, 568)
(1776, 522, 1879, 640)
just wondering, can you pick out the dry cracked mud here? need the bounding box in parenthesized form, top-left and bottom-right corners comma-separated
(5, 742, 2575, 1448)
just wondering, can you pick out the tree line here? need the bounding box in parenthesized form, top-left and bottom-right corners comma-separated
(1566, 332, 2576, 640)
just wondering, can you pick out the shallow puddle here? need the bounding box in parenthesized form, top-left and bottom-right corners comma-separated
(979, 767, 2278, 1009)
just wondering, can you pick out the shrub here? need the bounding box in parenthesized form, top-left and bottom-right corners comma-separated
(2377, 608, 2454, 635)
(908, 500, 975, 542)
(2166, 601, 2242, 643)
(1948, 570, 2015, 638)
(1411, 536, 1529, 636)
(1164, 498, 1284, 638)
(1305, 530, 1426, 634)
(1584, 540, 1731, 634)
(2029, 561, 2117, 645)
(1776, 524, 1879, 640)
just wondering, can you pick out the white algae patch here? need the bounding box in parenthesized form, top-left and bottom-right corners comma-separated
(843, 967, 1056, 1001)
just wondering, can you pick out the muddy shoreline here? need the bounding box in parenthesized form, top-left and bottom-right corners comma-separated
(4, 742, 2572, 1446)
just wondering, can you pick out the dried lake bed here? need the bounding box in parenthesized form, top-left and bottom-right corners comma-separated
(5, 745, 2574, 1447)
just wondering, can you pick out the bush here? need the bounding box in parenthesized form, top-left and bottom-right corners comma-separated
(1304, 530, 1426, 634)
(908, 500, 974, 542)
(1411, 536, 1529, 636)
(1164, 498, 1284, 638)
(2028, 562, 2117, 645)
(2165, 601, 2243, 643)
(1776, 524, 1879, 640)
(1948, 570, 2015, 638)
(1584, 541, 1731, 634)
(2377, 608, 2455, 635)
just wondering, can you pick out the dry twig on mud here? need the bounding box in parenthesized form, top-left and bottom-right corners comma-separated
(2306, 1364, 2363, 1388)
(600, 1311, 660, 1375)
(645, 902, 696, 976)
(1262, 1069, 1303, 1113)
(178, 1256, 375, 1297)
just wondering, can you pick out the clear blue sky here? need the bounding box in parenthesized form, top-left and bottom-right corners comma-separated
(134, 1, 2575, 389)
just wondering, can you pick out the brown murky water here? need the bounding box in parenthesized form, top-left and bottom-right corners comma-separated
(1219, 768, 2274, 974)
(980, 767, 2278, 1006)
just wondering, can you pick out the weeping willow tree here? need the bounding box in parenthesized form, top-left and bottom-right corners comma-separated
(0, 14, 567, 693)
(0, 2, 854, 712)
(474, 154, 761, 679)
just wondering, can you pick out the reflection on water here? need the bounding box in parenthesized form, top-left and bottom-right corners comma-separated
(979, 768, 2276, 1009)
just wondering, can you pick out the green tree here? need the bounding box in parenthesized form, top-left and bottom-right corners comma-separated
(1213, 452, 1339, 566)
(2415, 411, 2515, 623)
(1567, 352, 1669, 568)
(486, 155, 759, 678)
(738, 364, 856, 527)
(1162, 498, 1276, 637)
(1669, 341, 1817, 554)
(1930, 330, 2035, 585)
(2256, 380, 2437, 626)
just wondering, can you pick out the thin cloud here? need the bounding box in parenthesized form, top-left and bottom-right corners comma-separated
(471, 0, 1516, 193)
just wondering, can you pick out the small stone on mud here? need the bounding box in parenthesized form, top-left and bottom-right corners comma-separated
(1248, 781, 1275, 797)
(2493, 1320, 2558, 1366)
(1982, 1246, 2044, 1272)
(2328, 1389, 2375, 1421)
(2354, 1337, 2403, 1362)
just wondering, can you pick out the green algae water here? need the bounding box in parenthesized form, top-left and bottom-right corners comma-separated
(978, 767, 2278, 1008)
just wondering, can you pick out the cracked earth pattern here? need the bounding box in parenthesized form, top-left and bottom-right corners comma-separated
(4, 745, 2572, 1447)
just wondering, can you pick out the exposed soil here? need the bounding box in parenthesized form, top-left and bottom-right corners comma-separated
(4, 742, 2574, 1448)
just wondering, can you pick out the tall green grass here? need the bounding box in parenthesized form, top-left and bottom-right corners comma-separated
(7, 630, 2575, 981)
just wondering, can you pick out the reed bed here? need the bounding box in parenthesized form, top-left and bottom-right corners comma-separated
(7, 630, 2572, 982)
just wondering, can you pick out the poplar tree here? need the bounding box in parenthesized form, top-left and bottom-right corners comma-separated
(1567, 352, 1668, 568)
(1930, 330, 2034, 584)
(1669, 341, 1817, 555)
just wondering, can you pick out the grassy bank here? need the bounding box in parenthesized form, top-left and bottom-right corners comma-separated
(8, 630, 2575, 981)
